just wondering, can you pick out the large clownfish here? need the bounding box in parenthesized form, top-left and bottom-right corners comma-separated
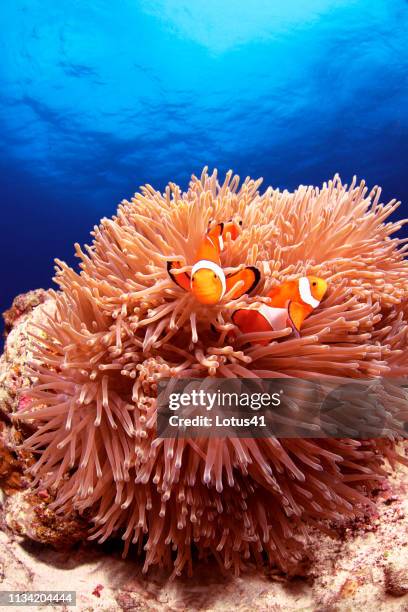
(232, 275, 328, 342)
(167, 220, 260, 305)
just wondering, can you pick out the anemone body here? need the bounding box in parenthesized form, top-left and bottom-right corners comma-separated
(18, 169, 408, 576)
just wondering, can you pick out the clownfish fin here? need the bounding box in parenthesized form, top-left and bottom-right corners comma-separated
(167, 261, 190, 292)
(287, 300, 306, 334)
(226, 266, 260, 299)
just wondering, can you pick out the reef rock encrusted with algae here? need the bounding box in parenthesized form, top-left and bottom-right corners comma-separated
(6, 169, 408, 577)
(0, 289, 90, 546)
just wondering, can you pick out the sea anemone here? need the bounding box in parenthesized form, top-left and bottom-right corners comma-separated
(16, 169, 408, 576)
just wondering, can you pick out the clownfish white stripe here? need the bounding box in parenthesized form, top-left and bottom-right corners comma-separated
(299, 276, 320, 308)
(191, 260, 226, 298)
(206, 234, 223, 254)
(258, 304, 289, 330)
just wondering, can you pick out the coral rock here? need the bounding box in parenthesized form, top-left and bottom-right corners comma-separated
(384, 560, 408, 597)
(1, 290, 88, 548)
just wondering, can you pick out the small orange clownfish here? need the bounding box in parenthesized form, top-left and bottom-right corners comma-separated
(232, 275, 328, 342)
(167, 220, 260, 305)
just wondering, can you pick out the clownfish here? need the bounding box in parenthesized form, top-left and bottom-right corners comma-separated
(167, 220, 260, 305)
(232, 276, 328, 342)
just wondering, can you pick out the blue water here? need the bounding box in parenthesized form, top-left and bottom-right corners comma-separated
(1, 0, 407, 331)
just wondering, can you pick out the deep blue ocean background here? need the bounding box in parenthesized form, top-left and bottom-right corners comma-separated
(1, 1, 407, 335)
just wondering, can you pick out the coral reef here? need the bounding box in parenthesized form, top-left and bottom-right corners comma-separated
(2, 170, 408, 576)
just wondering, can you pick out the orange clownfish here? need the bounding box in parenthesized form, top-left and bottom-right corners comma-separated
(167, 220, 260, 305)
(232, 276, 328, 342)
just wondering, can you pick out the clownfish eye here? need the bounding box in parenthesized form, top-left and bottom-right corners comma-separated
(213, 273, 217, 279)
(239, 220, 243, 226)
(192, 276, 196, 282)
(312, 282, 317, 287)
